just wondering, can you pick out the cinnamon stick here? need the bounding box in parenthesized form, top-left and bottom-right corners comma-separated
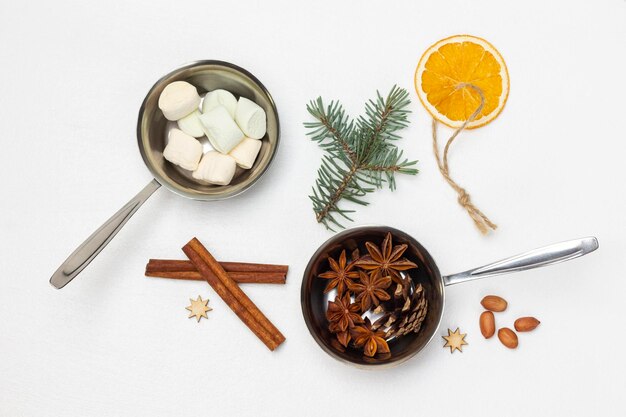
(146, 259, 288, 274)
(183, 238, 286, 350)
(145, 270, 286, 284)
(183, 245, 278, 350)
(145, 259, 287, 283)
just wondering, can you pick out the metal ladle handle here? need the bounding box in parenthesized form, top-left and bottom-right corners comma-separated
(442, 236, 599, 286)
(49, 179, 161, 289)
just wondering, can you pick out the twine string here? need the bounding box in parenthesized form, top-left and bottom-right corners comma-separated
(432, 83, 497, 235)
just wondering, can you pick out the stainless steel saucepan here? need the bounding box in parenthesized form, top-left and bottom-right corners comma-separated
(50, 61, 280, 289)
(301, 226, 598, 367)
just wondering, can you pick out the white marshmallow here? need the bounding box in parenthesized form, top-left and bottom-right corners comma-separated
(177, 110, 204, 138)
(202, 89, 237, 118)
(192, 151, 237, 186)
(158, 81, 201, 121)
(235, 97, 266, 139)
(199, 106, 245, 154)
(229, 138, 262, 169)
(163, 129, 203, 171)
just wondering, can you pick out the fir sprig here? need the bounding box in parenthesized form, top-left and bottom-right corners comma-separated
(304, 86, 418, 230)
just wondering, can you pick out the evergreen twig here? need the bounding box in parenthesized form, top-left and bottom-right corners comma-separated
(304, 86, 418, 230)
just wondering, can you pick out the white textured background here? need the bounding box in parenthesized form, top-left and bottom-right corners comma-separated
(1, 0, 624, 415)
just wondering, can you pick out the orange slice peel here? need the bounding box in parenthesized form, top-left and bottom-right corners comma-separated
(415, 34, 509, 129)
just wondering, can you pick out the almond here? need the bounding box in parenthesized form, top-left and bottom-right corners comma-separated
(514, 317, 540, 332)
(498, 327, 518, 349)
(480, 295, 508, 312)
(479, 311, 495, 338)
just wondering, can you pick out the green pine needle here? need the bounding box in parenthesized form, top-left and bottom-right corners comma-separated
(304, 86, 419, 230)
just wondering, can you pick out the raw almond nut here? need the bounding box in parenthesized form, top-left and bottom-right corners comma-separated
(479, 311, 496, 339)
(498, 327, 518, 349)
(481, 295, 508, 312)
(514, 317, 540, 332)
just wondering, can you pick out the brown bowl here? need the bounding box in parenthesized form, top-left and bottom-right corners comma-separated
(301, 226, 445, 368)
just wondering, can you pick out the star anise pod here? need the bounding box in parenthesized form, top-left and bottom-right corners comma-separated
(327, 292, 363, 347)
(354, 232, 417, 284)
(349, 270, 392, 312)
(351, 318, 390, 357)
(318, 249, 360, 295)
(332, 327, 351, 348)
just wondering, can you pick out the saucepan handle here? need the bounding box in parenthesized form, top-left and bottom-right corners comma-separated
(49, 179, 161, 289)
(442, 237, 599, 286)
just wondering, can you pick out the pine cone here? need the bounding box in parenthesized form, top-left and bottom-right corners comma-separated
(371, 276, 428, 339)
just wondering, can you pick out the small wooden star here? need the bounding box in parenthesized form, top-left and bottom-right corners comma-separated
(186, 295, 212, 322)
(443, 327, 468, 353)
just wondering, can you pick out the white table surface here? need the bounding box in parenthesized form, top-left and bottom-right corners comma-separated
(1, 0, 624, 415)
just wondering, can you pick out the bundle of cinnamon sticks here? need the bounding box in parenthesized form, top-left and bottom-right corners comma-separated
(146, 238, 287, 351)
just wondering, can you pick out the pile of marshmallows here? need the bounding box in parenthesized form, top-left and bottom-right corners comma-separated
(158, 81, 267, 186)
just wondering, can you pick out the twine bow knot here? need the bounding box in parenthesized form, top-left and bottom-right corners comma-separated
(457, 188, 470, 206)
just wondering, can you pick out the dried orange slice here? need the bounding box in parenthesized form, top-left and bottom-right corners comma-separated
(415, 35, 509, 129)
